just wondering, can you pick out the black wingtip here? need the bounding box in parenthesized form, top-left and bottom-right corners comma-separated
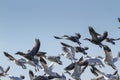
(29, 70, 34, 77)
(40, 57, 47, 64)
(54, 36, 62, 39)
(60, 42, 71, 47)
(3, 51, 9, 56)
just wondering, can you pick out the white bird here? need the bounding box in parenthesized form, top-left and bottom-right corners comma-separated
(79, 56, 105, 68)
(102, 45, 120, 70)
(25, 56, 42, 72)
(91, 66, 118, 80)
(40, 57, 61, 77)
(65, 62, 87, 80)
(4, 52, 27, 69)
(71, 62, 84, 80)
(61, 46, 77, 63)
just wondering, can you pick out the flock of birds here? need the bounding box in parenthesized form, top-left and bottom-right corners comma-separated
(0, 18, 120, 80)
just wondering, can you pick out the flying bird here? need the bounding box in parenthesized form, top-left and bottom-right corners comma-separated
(79, 56, 105, 68)
(65, 62, 87, 80)
(90, 66, 118, 80)
(61, 46, 77, 63)
(84, 26, 108, 48)
(29, 70, 52, 80)
(61, 42, 88, 55)
(54, 33, 81, 45)
(102, 45, 120, 70)
(15, 39, 40, 61)
(44, 55, 62, 65)
(4, 52, 27, 69)
(105, 37, 120, 45)
(40, 57, 61, 77)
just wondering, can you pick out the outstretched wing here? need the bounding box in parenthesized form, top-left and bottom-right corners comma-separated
(98, 31, 108, 42)
(61, 42, 72, 47)
(54, 36, 63, 39)
(88, 26, 98, 40)
(4, 52, 15, 61)
(4, 66, 10, 74)
(29, 70, 34, 80)
(75, 33, 81, 39)
(28, 39, 40, 56)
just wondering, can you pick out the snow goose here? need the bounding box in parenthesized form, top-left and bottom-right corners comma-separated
(54, 33, 81, 45)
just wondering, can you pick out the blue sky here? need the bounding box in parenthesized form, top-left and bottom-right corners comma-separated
(0, 0, 120, 80)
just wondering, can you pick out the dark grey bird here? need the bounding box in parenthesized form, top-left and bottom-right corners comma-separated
(54, 33, 81, 45)
(61, 42, 88, 55)
(84, 26, 108, 48)
(64, 62, 76, 71)
(15, 39, 40, 61)
(105, 37, 120, 45)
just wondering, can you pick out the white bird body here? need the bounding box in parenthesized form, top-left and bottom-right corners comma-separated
(65, 62, 87, 80)
(26, 57, 42, 72)
(71, 62, 82, 80)
(14, 58, 27, 69)
(80, 56, 104, 68)
(4, 52, 27, 69)
(103, 45, 120, 70)
(62, 47, 77, 63)
(87, 58, 104, 67)
(40, 58, 59, 77)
